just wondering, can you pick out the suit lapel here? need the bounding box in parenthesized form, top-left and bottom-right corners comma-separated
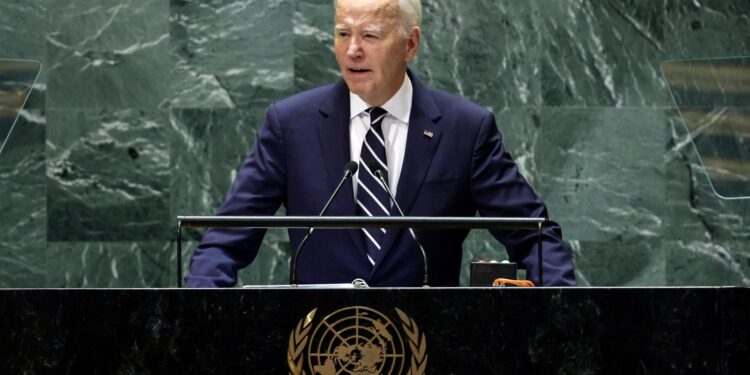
(373, 70, 443, 270)
(317, 81, 369, 260)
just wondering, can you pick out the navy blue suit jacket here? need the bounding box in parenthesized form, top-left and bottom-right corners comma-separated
(186, 71, 576, 287)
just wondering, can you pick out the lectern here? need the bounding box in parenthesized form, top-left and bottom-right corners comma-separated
(0, 288, 747, 373)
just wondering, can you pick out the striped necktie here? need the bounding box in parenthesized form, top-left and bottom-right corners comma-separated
(356, 107, 390, 266)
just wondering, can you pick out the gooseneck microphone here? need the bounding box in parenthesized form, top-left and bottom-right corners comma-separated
(289, 161, 358, 285)
(368, 162, 430, 287)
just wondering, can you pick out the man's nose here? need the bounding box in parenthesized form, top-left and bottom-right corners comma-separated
(346, 37, 363, 59)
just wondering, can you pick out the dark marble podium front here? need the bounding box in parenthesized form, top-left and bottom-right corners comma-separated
(1, 288, 747, 374)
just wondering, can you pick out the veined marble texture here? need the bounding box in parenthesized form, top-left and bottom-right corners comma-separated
(0, 111, 46, 287)
(541, 0, 669, 107)
(0, 241, 46, 288)
(46, 109, 171, 241)
(537, 108, 668, 242)
(294, 0, 339, 91)
(0, 111, 46, 242)
(664, 0, 750, 59)
(170, 0, 294, 108)
(170, 106, 265, 241)
(46, 0, 171, 109)
(1, 0, 749, 287)
(416, 0, 543, 108)
(43, 241, 173, 287)
(0, 0, 46, 61)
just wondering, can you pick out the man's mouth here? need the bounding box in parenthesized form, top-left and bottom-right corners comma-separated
(348, 68, 372, 74)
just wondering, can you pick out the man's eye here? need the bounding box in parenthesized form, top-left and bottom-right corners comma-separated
(364, 34, 379, 39)
(338, 31, 350, 38)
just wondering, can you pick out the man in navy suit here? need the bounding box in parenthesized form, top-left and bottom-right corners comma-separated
(186, 0, 575, 287)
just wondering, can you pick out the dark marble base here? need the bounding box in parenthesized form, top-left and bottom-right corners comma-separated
(1, 288, 747, 374)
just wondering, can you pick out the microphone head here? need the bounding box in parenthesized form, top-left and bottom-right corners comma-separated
(367, 162, 384, 178)
(344, 161, 358, 176)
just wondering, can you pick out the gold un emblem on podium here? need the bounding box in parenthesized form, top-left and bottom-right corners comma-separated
(288, 306, 427, 375)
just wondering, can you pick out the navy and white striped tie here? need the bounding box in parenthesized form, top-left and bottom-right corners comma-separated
(356, 107, 390, 266)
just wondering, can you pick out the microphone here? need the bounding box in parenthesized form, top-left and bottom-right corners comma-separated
(368, 162, 430, 286)
(289, 161, 358, 285)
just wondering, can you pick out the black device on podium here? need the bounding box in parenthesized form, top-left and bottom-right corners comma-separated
(469, 260, 518, 286)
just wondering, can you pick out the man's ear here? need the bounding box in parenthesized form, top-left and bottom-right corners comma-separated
(404, 27, 421, 62)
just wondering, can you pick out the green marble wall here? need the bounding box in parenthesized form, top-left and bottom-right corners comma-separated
(1, 0, 748, 287)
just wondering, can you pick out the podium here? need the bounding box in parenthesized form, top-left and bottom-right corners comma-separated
(0, 287, 747, 373)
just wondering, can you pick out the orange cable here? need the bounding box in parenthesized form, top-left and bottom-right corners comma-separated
(492, 278, 535, 287)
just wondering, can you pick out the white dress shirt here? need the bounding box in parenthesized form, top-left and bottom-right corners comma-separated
(349, 74, 413, 197)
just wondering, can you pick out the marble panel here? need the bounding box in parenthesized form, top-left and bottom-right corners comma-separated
(0, 240, 46, 288)
(541, 0, 670, 107)
(46, 109, 171, 241)
(169, 65, 235, 109)
(0, 110, 46, 242)
(45, 241, 172, 287)
(293, 0, 339, 91)
(46, 0, 171, 109)
(493, 107, 542, 188)
(169, 107, 264, 240)
(664, 0, 750, 59)
(415, 0, 542, 108)
(169, 0, 294, 108)
(666, 240, 750, 286)
(0, 0, 46, 61)
(537, 108, 668, 242)
(571, 240, 667, 286)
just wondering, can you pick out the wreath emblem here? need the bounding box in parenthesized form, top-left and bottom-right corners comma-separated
(288, 306, 427, 375)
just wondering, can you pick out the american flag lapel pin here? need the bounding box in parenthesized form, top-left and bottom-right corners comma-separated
(423, 129, 434, 138)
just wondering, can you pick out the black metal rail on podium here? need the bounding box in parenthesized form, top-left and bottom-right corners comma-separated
(176, 216, 546, 288)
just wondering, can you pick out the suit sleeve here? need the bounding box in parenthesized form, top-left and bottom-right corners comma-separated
(470, 113, 576, 286)
(185, 103, 287, 287)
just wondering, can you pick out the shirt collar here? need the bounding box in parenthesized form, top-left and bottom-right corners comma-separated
(349, 73, 413, 123)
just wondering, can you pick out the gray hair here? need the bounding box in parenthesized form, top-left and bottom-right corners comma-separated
(335, 0, 422, 38)
(396, 0, 422, 38)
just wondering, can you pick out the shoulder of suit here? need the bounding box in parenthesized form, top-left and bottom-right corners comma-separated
(269, 84, 336, 119)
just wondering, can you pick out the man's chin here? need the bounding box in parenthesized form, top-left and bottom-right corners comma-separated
(344, 83, 373, 100)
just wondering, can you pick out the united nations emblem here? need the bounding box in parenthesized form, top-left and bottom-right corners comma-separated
(287, 306, 427, 375)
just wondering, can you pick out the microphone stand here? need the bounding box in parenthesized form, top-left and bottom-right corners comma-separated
(289, 162, 357, 286)
(372, 166, 430, 287)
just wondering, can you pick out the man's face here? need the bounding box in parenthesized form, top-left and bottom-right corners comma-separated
(334, 0, 420, 106)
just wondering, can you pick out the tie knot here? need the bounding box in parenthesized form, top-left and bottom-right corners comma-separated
(367, 107, 388, 125)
